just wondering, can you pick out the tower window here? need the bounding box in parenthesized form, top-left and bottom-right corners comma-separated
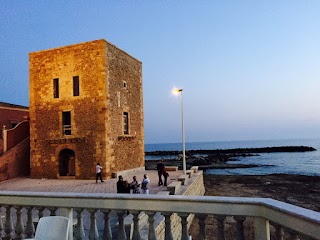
(123, 81, 127, 89)
(53, 78, 59, 98)
(62, 111, 71, 135)
(123, 112, 129, 134)
(73, 76, 80, 96)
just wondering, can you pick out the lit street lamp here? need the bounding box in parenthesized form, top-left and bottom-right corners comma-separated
(172, 88, 186, 175)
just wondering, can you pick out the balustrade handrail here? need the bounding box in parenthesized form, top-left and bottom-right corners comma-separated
(0, 190, 319, 239)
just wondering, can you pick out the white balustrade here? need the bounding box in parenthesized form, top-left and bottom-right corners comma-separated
(0, 192, 318, 239)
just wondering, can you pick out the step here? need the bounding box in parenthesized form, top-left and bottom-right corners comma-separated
(177, 175, 189, 185)
(167, 181, 182, 195)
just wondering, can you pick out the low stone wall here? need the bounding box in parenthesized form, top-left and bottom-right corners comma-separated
(0, 138, 30, 182)
(111, 167, 146, 180)
(183, 170, 206, 196)
(155, 170, 205, 240)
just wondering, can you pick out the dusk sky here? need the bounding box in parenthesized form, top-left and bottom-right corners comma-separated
(1, 1, 320, 144)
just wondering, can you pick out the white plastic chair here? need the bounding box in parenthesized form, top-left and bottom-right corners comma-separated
(26, 216, 70, 240)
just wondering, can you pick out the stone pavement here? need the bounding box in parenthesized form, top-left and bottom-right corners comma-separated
(0, 170, 185, 194)
(0, 170, 190, 240)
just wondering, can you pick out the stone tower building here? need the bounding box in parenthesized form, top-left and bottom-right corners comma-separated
(29, 39, 144, 179)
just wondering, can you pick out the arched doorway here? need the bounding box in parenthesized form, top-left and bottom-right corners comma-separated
(58, 149, 75, 176)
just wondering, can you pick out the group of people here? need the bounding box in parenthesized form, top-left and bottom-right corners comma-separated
(96, 161, 169, 193)
(117, 174, 150, 194)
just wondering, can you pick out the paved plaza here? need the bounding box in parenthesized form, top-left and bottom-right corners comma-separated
(0, 169, 194, 239)
(0, 170, 185, 194)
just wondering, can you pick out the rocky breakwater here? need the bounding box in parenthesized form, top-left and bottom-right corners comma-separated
(145, 146, 316, 171)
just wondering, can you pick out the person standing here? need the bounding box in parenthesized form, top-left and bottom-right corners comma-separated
(95, 163, 104, 183)
(117, 175, 126, 193)
(131, 176, 140, 194)
(124, 181, 131, 193)
(141, 174, 150, 194)
(156, 160, 165, 186)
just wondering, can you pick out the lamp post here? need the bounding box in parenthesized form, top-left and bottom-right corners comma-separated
(173, 89, 186, 175)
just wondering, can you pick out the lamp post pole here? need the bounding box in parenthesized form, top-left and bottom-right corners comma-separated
(177, 89, 186, 175)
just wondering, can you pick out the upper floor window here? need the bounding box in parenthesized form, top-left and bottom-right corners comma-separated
(123, 81, 127, 89)
(53, 78, 59, 98)
(62, 111, 71, 135)
(73, 76, 80, 96)
(123, 112, 129, 134)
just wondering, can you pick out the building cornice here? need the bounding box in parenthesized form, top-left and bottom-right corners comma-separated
(0, 102, 29, 112)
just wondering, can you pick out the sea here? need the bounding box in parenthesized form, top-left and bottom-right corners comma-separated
(145, 138, 320, 176)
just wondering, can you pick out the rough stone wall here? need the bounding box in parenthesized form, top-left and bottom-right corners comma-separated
(0, 138, 30, 181)
(105, 43, 144, 175)
(29, 40, 108, 179)
(0, 105, 29, 132)
(183, 171, 206, 196)
(29, 39, 144, 179)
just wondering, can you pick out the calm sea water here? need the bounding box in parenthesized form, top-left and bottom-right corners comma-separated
(145, 138, 320, 176)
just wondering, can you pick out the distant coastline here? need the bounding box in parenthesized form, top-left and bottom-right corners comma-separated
(145, 139, 320, 176)
(144, 145, 319, 175)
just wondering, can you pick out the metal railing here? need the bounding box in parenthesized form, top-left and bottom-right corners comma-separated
(0, 191, 319, 240)
(63, 125, 71, 135)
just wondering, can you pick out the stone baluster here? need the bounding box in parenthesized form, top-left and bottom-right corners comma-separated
(146, 211, 157, 240)
(102, 209, 112, 240)
(116, 210, 127, 240)
(74, 208, 85, 240)
(178, 213, 190, 240)
(0, 207, 4, 236)
(37, 207, 46, 219)
(196, 214, 207, 240)
(25, 207, 35, 238)
(163, 212, 173, 240)
(15, 206, 24, 239)
(299, 235, 314, 240)
(299, 234, 313, 240)
(287, 229, 300, 240)
(4, 205, 13, 240)
(215, 215, 226, 240)
(132, 211, 141, 240)
(48, 207, 57, 216)
(234, 216, 246, 240)
(35, 207, 46, 231)
(270, 222, 284, 240)
(88, 209, 99, 240)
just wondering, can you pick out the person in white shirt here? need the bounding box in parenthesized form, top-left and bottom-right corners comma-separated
(141, 174, 150, 194)
(95, 163, 104, 183)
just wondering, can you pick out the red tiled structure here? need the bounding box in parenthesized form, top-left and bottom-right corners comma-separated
(0, 102, 29, 154)
(0, 102, 30, 181)
(0, 102, 29, 130)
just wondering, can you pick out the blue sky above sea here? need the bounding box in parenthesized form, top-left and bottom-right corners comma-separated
(1, 1, 320, 144)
